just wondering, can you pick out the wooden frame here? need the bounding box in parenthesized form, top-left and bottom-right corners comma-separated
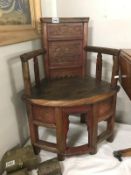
(0, 0, 41, 46)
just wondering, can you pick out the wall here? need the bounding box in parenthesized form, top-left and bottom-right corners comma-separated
(0, 40, 41, 159)
(41, 0, 58, 17)
(0, 0, 58, 160)
(57, 0, 131, 124)
(57, 0, 131, 47)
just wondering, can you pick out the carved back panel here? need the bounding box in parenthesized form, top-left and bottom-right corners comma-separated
(41, 18, 89, 79)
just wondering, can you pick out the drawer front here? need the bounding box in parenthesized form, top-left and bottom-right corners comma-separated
(32, 105, 55, 124)
(47, 23, 83, 39)
(119, 54, 131, 100)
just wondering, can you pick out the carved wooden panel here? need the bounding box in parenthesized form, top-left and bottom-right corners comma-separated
(32, 105, 55, 124)
(41, 18, 88, 79)
(47, 23, 83, 40)
(48, 41, 83, 67)
(50, 68, 82, 79)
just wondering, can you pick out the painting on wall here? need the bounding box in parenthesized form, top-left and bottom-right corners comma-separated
(0, 0, 41, 46)
(0, 0, 32, 25)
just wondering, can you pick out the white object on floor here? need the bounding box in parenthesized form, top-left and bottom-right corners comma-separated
(39, 120, 131, 175)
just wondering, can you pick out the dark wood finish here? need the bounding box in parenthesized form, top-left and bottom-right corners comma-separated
(40, 17, 89, 23)
(85, 46, 120, 56)
(113, 49, 131, 160)
(119, 49, 131, 99)
(34, 57, 40, 88)
(20, 17, 120, 160)
(22, 76, 119, 107)
(85, 46, 120, 88)
(96, 53, 102, 82)
(41, 18, 89, 79)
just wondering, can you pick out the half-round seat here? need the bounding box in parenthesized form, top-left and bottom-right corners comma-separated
(29, 77, 118, 107)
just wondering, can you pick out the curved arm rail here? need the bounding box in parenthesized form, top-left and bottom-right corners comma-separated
(20, 48, 46, 96)
(20, 49, 46, 62)
(84, 46, 120, 56)
(85, 46, 120, 89)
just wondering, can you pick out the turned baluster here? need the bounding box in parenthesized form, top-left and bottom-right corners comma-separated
(96, 52, 102, 82)
(21, 61, 31, 96)
(33, 56, 40, 88)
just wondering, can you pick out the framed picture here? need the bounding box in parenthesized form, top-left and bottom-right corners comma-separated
(0, 0, 41, 46)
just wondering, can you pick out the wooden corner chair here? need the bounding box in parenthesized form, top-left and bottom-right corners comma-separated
(20, 18, 120, 160)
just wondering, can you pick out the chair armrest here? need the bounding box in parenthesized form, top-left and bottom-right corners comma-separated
(20, 48, 46, 62)
(84, 46, 120, 89)
(20, 48, 46, 96)
(84, 46, 120, 56)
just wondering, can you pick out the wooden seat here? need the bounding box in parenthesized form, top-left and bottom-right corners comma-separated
(20, 18, 120, 160)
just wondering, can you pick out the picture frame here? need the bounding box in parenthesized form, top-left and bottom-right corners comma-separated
(0, 0, 42, 46)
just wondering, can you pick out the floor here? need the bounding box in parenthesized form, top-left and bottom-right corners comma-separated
(39, 117, 131, 175)
(3, 118, 131, 175)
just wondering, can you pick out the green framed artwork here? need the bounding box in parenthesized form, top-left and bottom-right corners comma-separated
(0, 0, 41, 46)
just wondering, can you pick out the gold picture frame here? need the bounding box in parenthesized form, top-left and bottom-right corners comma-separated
(0, 0, 41, 46)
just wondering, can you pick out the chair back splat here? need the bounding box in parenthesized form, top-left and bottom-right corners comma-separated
(40, 18, 89, 79)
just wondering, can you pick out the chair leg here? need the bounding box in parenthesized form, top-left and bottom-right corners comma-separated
(28, 123, 40, 155)
(80, 113, 86, 123)
(33, 146, 41, 155)
(88, 105, 98, 155)
(106, 96, 116, 142)
(29, 124, 39, 155)
(55, 108, 69, 161)
(107, 135, 114, 143)
(106, 116, 115, 142)
(57, 154, 65, 161)
(27, 104, 39, 154)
